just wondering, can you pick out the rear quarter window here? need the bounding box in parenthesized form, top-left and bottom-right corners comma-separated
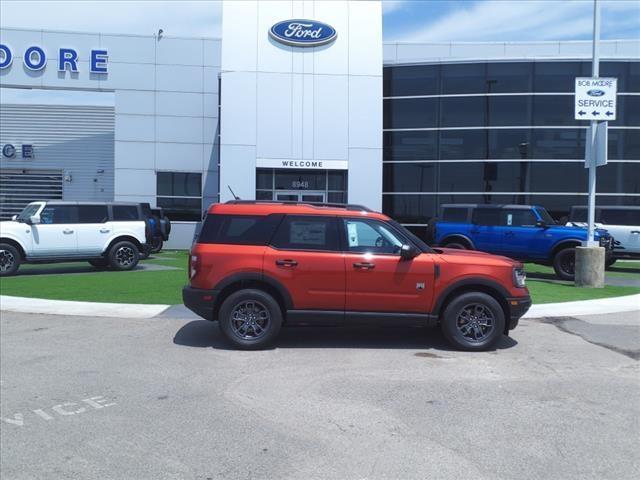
(441, 207, 469, 222)
(112, 205, 140, 221)
(198, 214, 282, 245)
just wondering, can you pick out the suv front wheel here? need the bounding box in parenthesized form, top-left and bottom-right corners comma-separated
(218, 289, 283, 350)
(553, 247, 576, 280)
(0, 243, 21, 277)
(108, 241, 140, 271)
(441, 292, 506, 351)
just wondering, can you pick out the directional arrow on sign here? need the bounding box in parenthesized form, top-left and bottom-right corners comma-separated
(606, 111, 614, 116)
(578, 110, 586, 116)
(592, 111, 600, 116)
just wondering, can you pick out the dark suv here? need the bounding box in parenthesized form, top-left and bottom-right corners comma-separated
(183, 201, 531, 351)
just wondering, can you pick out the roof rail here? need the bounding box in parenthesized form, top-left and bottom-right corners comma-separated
(225, 199, 373, 212)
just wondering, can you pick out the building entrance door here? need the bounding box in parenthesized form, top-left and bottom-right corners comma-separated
(275, 191, 326, 203)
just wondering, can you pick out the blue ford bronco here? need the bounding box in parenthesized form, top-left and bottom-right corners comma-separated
(431, 204, 614, 280)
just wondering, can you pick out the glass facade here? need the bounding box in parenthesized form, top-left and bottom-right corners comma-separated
(382, 60, 640, 233)
(256, 169, 348, 204)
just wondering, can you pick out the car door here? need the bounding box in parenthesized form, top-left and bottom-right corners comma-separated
(341, 217, 435, 313)
(262, 215, 346, 311)
(30, 204, 78, 257)
(75, 204, 111, 256)
(501, 208, 544, 258)
(470, 208, 504, 253)
(600, 208, 640, 255)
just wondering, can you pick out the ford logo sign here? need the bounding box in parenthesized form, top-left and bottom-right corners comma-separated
(587, 89, 606, 97)
(269, 19, 337, 47)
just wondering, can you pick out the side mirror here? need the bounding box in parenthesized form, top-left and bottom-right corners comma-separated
(29, 215, 41, 225)
(400, 244, 419, 261)
(535, 220, 547, 229)
(11, 215, 17, 221)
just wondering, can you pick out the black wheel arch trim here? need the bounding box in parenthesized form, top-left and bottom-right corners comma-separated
(439, 235, 475, 249)
(550, 239, 582, 260)
(212, 272, 294, 311)
(432, 277, 512, 317)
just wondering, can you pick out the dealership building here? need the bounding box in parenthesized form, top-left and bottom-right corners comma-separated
(1, 1, 638, 247)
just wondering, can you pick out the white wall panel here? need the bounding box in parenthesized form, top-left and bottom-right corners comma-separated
(115, 114, 154, 142)
(203, 67, 220, 94)
(1, 29, 42, 58)
(101, 34, 155, 64)
(203, 117, 219, 144)
(301, 73, 314, 159)
(156, 142, 203, 170)
(156, 115, 203, 143)
(257, 72, 292, 159)
(349, 75, 382, 149)
(157, 38, 203, 66)
(348, 1, 382, 76)
(314, 74, 348, 160)
(220, 71, 256, 145)
(156, 91, 203, 117)
(114, 169, 156, 196)
(204, 39, 222, 67)
(114, 141, 155, 170)
(42, 31, 101, 57)
(115, 90, 155, 115)
(219, 145, 256, 201)
(348, 148, 381, 211)
(203, 93, 218, 117)
(156, 64, 203, 92)
(101, 62, 155, 90)
(450, 43, 506, 59)
(257, 1, 293, 73)
(221, 0, 258, 72)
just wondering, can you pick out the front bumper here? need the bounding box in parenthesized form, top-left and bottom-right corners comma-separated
(182, 286, 218, 320)
(506, 295, 531, 330)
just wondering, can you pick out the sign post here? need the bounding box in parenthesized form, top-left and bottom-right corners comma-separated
(573, 0, 615, 288)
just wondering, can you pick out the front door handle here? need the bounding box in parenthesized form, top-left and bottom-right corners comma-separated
(275, 259, 298, 267)
(353, 262, 375, 270)
(63, 229, 74, 234)
(631, 231, 640, 234)
(100, 228, 110, 233)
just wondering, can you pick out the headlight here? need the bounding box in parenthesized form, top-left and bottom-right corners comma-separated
(513, 267, 526, 288)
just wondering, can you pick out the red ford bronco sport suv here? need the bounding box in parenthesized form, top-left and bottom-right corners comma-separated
(183, 201, 530, 351)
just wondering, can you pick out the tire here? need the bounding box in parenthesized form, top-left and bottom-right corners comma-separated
(150, 237, 163, 254)
(108, 241, 140, 271)
(441, 291, 506, 351)
(218, 289, 283, 350)
(605, 258, 616, 269)
(0, 243, 21, 277)
(443, 241, 468, 250)
(88, 258, 109, 268)
(552, 247, 576, 280)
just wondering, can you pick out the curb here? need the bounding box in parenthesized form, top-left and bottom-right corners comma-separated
(0, 295, 170, 319)
(2, 294, 639, 320)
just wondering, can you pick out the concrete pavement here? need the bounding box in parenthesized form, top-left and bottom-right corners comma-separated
(1, 310, 639, 480)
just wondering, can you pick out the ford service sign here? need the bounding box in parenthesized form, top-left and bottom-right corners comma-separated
(269, 19, 337, 47)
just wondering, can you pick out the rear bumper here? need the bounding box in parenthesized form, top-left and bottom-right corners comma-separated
(506, 295, 531, 330)
(182, 286, 218, 320)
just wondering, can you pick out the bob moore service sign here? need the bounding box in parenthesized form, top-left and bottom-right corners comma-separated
(269, 19, 337, 47)
(257, 158, 348, 170)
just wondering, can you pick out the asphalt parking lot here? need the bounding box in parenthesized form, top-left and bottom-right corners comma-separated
(1, 310, 639, 480)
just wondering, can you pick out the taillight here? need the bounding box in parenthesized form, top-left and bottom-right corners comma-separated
(190, 254, 199, 279)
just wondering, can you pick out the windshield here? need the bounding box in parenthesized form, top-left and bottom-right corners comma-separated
(536, 207, 556, 225)
(16, 203, 42, 222)
(389, 220, 433, 253)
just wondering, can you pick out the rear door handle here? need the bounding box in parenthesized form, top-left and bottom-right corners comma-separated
(275, 259, 298, 267)
(100, 228, 110, 233)
(63, 229, 74, 234)
(353, 262, 375, 270)
(631, 231, 640, 234)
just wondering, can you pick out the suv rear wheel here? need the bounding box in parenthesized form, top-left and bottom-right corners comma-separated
(553, 247, 576, 280)
(150, 237, 163, 254)
(0, 243, 21, 277)
(441, 292, 505, 351)
(108, 241, 139, 271)
(218, 289, 282, 350)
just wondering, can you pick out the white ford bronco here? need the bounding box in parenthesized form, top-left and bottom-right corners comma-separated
(0, 201, 150, 276)
(567, 205, 640, 268)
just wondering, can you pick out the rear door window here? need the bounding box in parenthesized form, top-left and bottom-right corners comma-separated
(199, 214, 283, 245)
(472, 208, 501, 226)
(112, 205, 140, 221)
(441, 207, 469, 223)
(600, 208, 640, 226)
(271, 215, 339, 251)
(78, 205, 109, 223)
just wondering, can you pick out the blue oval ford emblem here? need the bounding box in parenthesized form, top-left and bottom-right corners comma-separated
(269, 19, 337, 47)
(587, 89, 606, 97)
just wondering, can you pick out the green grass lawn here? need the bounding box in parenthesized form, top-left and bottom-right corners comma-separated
(1, 251, 638, 305)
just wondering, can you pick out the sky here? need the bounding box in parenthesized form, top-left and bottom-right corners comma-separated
(0, 0, 638, 42)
